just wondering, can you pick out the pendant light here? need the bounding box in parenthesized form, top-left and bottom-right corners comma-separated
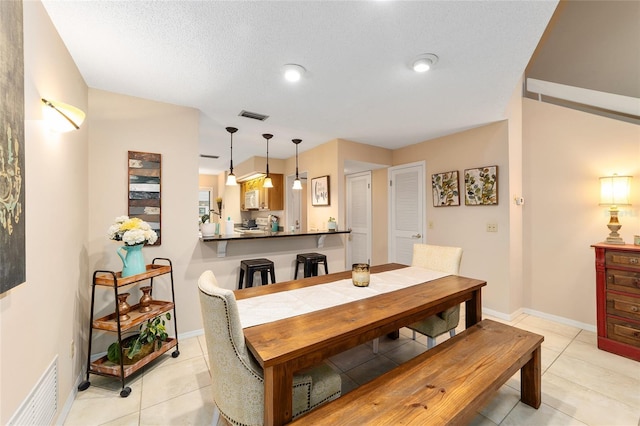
(225, 127, 238, 186)
(262, 133, 273, 188)
(292, 139, 303, 190)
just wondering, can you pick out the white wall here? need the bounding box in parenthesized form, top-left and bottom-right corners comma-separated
(1, 2, 88, 423)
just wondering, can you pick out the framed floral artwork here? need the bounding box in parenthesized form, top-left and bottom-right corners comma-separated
(464, 166, 498, 205)
(432, 171, 460, 206)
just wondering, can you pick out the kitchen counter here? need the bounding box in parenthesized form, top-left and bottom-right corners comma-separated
(201, 229, 351, 257)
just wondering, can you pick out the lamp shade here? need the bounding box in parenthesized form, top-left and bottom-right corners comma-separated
(41, 98, 85, 132)
(599, 175, 632, 206)
(226, 173, 237, 186)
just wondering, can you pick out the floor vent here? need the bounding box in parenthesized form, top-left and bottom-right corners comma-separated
(239, 110, 269, 121)
(9, 357, 58, 426)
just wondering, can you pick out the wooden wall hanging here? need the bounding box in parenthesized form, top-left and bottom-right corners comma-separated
(128, 151, 161, 245)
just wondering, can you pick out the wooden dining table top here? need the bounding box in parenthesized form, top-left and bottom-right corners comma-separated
(237, 263, 486, 369)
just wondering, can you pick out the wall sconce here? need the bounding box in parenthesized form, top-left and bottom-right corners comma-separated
(292, 139, 302, 190)
(262, 133, 273, 188)
(599, 174, 632, 244)
(41, 98, 85, 132)
(225, 127, 238, 186)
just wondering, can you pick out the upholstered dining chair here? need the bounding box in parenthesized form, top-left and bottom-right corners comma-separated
(198, 270, 341, 426)
(408, 243, 463, 349)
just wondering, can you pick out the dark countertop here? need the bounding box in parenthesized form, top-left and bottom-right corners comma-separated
(201, 229, 350, 242)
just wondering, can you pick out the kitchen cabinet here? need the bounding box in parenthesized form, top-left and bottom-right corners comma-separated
(241, 174, 284, 211)
(78, 258, 180, 397)
(592, 243, 640, 361)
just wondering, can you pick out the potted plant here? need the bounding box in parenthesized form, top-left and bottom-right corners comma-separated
(107, 313, 171, 364)
(200, 213, 216, 237)
(327, 217, 337, 232)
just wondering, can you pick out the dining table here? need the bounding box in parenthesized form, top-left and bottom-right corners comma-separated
(234, 263, 487, 426)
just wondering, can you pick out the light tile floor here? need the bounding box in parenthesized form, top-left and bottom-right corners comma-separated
(64, 313, 640, 425)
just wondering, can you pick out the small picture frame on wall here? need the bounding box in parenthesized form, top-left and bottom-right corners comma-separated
(311, 175, 330, 206)
(464, 165, 498, 206)
(432, 171, 460, 206)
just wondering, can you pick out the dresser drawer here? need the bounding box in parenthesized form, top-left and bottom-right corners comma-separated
(606, 292, 640, 322)
(606, 317, 640, 348)
(606, 269, 640, 295)
(606, 250, 640, 271)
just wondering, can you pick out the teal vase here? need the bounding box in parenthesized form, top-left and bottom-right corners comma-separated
(117, 244, 146, 277)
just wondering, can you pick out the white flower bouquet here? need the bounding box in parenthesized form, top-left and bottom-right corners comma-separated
(108, 216, 158, 246)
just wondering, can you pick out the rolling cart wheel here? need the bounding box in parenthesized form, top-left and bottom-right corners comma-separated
(77, 381, 90, 391)
(172, 350, 180, 358)
(120, 387, 131, 398)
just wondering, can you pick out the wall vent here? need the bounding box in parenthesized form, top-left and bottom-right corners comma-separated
(8, 357, 58, 426)
(239, 110, 269, 121)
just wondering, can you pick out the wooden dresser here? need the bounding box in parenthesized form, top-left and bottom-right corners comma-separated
(592, 243, 640, 361)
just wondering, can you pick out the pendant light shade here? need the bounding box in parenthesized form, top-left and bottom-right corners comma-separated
(263, 133, 273, 188)
(292, 139, 302, 190)
(225, 127, 238, 186)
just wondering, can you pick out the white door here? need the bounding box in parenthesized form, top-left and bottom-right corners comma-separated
(346, 171, 372, 266)
(388, 162, 425, 265)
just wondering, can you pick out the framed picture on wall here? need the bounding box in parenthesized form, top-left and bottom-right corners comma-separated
(464, 165, 498, 205)
(432, 170, 460, 206)
(311, 175, 330, 206)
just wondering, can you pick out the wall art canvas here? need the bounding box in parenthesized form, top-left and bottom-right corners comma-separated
(128, 151, 161, 244)
(464, 166, 498, 206)
(0, 0, 26, 293)
(311, 175, 330, 206)
(432, 171, 460, 206)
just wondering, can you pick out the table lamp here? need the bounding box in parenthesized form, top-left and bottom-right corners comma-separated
(599, 174, 632, 244)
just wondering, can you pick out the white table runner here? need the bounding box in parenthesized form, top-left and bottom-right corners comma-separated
(236, 267, 448, 328)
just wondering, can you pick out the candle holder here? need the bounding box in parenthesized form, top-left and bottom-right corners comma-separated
(352, 263, 370, 287)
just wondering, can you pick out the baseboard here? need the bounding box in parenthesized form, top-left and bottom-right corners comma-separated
(482, 306, 596, 332)
(522, 308, 596, 333)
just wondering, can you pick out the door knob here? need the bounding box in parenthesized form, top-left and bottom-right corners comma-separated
(411, 234, 422, 239)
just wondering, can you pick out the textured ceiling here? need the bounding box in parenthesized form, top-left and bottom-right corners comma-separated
(42, 0, 558, 175)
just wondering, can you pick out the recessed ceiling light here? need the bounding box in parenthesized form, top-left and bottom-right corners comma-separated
(412, 53, 438, 73)
(283, 64, 306, 82)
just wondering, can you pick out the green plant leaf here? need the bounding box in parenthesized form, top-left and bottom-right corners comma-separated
(107, 342, 120, 363)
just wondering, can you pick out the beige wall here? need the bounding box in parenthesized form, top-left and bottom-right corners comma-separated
(0, 2, 88, 423)
(88, 89, 200, 343)
(392, 122, 512, 314)
(523, 98, 640, 325)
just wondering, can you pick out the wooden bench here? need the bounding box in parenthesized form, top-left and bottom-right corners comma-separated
(291, 319, 543, 425)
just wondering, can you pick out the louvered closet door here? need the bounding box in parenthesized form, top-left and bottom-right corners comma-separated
(388, 162, 425, 265)
(346, 172, 371, 266)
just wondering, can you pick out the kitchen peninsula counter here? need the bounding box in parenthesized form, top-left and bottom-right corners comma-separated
(201, 230, 351, 257)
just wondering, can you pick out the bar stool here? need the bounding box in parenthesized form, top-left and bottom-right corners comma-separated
(238, 258, 276, 289)
(294, 253, 328, 279)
